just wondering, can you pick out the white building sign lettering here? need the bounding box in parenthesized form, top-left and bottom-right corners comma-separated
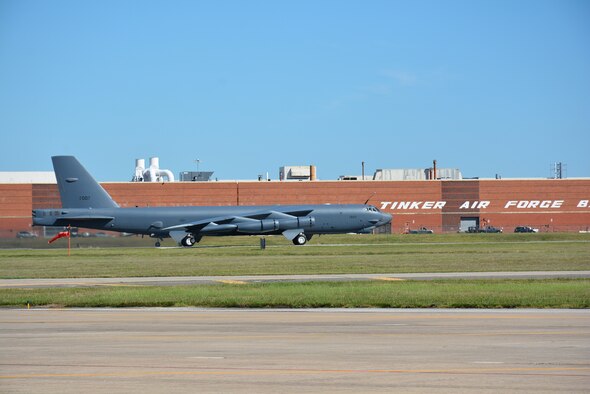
(378, 200, 588, 211)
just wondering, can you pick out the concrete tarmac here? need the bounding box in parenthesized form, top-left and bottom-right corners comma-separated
(1, 270, 589, 288)
(1, 308, 589, 393)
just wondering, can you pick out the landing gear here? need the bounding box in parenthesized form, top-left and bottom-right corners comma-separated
(181, 235, 196, 247)
(155, 241, 161, 247)
(292, 233, 308, 246)
(179, 234, 201, 247)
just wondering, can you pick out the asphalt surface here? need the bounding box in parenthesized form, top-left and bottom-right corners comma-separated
(1, 308, 589, 393)
(0, 271, 589, 288)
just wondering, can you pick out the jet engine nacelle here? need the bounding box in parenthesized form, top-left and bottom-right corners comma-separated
(277, 216, 315, 230)
(236, 219, 279, 234)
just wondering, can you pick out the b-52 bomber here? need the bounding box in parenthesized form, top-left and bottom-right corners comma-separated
(33, 156, 392, 247)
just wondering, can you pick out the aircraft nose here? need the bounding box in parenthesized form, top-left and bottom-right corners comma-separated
(380, 212, 392, 225)
(369, 212, 392, 226)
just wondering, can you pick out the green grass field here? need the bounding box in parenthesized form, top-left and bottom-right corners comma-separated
(1, 233, 589, 278)
(1, 279, 588, 308)
(1, 233, 589, 308)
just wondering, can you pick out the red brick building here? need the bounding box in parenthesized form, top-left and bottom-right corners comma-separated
(1, 179, 589, 237)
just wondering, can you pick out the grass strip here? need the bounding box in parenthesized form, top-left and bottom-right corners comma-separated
(2, 235, 589, 279)
(3, 232, 589, 249)
(1, 279, 589, 309)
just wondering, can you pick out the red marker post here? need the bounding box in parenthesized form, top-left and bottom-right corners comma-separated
(48, 225, 71, 256)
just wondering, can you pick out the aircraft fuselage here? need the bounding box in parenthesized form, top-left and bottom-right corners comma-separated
(33, 204, 391, 238)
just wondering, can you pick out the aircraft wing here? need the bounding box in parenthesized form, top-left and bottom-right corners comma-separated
(246, 209, 313, 220)
(162, 215, 243, 233)
(161, 209, 314, 234)
(53, 215, 115, 225)
(57, 215, 115, 221)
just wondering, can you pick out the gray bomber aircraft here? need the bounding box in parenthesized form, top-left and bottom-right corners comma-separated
(33, 156, 392, 247)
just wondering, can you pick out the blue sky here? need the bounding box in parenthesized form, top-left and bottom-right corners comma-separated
(1, 0, 589, 181)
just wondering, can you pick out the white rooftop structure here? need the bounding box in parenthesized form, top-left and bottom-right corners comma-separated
(373, 168, 463, 181)
(0, 172, 57, 183)
(279, 165, 317, 181)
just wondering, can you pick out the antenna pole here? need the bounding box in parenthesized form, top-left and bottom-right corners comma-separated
(364, 192, 376, 205)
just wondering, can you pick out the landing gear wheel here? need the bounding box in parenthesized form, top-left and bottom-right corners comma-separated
(292, 233, 307, 245)
(181, 235, 196, 247)
(155, 241, 161, 247)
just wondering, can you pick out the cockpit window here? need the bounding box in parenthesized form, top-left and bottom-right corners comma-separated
(365, 206, 380, 212)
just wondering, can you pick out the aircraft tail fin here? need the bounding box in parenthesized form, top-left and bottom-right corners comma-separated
(52, 156, 119, 209)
